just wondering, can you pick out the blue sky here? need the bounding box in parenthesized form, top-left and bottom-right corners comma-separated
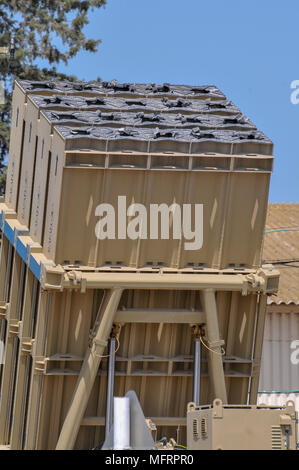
(49, 0, 299, 202)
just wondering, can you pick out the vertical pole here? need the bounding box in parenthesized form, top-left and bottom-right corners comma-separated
(56, 288, 123, 450)
(193, 339, 201, 406)
(105, 337, 116, 440)
(202, 289, 227, 403)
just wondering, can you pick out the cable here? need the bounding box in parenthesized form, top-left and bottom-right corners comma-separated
(263, 259, 299, 265)
(175, 444, 187, 449)
(199, 335, 225, 356)
(263, 226, 299, 264)
(264, 228, 299, 234)
(266, 226, 299, 230)
(95, 335, 120, 358)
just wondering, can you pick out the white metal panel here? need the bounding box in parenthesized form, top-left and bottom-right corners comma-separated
(259, 311, 299, 392)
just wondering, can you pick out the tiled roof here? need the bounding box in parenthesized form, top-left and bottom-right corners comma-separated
(263, 203, 299, 305)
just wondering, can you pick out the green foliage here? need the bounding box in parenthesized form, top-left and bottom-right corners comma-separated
(0, 0, 106, 194)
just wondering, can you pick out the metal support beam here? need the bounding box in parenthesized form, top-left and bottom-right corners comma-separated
(43, 269, 277, 294)
(105, 337, 116, 441)
(56, 288, 123, 450)
(202, 289, 227, 403)
(193, 339, 201, 406)
(248, 294, 267, 404)
(114, 308, 204, 324)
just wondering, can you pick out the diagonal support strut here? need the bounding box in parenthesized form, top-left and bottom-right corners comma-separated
(56, 288, 123, 450)
(201, 289, 227, 403)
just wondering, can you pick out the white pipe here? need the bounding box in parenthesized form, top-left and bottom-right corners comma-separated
(113, 397, 130, 450)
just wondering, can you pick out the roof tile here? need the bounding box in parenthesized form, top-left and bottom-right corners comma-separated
(263, 203, 299, 304)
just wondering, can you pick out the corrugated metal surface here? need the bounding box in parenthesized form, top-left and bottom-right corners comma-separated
(259, 311, 299, 391)
(257, 392, 299, 407)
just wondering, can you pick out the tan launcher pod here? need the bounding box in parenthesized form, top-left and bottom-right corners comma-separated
(0, 79, 279, 449)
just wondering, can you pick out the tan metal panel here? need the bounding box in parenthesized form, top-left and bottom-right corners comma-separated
(257, 392, 299, 445)
(10, 269, 38, 449)
(41, 151, 272, 268)
(5, 83, 27, 210)
(0, 252, 28, 445)
(29, 114, 54, 244)
(41, 131, 66, 261)
(187, 400, 298, 450)
(16, 101, 40, 227)
(220, 172, 270, 268)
